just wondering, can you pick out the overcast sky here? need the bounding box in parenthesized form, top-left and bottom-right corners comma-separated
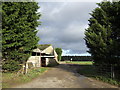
(37, 1, 101, 56)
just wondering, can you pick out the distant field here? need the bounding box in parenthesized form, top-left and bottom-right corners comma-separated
(64, 61, 93, 65)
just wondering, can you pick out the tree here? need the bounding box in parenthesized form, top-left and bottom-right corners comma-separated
(0, 2, 2, 60)
(55, 48, 62, 61)
(84, 1, 120, 64)
(2, 2, 41, 71)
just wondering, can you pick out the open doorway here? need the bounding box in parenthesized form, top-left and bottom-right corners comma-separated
(41, 57, 46, 67)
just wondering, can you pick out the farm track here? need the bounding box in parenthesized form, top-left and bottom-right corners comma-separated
(13, 64, 118, 88)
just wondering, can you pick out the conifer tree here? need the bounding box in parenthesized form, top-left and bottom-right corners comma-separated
(2, 2, 41, 71)
(85, 1, 120, 64)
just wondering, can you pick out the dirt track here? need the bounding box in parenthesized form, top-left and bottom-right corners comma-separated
(13, 64, 118, 88)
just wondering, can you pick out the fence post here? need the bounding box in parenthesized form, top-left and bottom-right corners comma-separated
(112, 64, 115, 79)
(111, 64, 115, 79)
(111, 64, 112, 79)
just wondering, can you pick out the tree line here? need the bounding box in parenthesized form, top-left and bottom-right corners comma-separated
(61, 56, 92, 61)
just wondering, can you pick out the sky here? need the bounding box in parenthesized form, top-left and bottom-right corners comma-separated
(37, 1, 103, 56)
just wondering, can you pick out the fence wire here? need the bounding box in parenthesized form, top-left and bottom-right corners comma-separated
(95, 64, 120, 81)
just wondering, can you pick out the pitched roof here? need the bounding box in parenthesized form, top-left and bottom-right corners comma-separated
(33, 48, 41, 52)
(37, 44, 51, 50)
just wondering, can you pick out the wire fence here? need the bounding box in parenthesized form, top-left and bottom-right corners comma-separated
(95, 64, 120, 81)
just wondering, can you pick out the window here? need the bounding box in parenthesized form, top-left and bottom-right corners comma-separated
(32, 52, 36, 56)
(37, 53, 40, 56)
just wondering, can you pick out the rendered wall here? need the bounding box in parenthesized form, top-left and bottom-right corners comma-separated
(27, 56, 41, 68)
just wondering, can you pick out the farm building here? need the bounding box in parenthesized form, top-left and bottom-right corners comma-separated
(26, 44, 58, 69)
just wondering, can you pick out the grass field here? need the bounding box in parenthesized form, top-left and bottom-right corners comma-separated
(2, 67, 49, 88)
(65, 61, 93, 65)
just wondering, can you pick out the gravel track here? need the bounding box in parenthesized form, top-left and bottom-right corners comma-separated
(13, 64, 118, 88)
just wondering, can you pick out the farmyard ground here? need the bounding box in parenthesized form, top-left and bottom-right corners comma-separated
(13, 64, 118, 88)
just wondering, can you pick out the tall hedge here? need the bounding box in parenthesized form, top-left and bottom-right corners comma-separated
(84, 1, 120, 64)
(2, 2, 41, 71)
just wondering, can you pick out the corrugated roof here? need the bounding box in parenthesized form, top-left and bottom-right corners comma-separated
(37, 44, 51, 50)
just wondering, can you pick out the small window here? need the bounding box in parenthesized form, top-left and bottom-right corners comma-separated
(32, 52, 36, 56)
(37, 53, 40, 56)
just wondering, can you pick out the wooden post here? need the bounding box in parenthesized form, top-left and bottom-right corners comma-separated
(22, 65, 25, 74)
(111, 64, 115, 79)
(112, 64, 115, 79)
(25, 63, 28, 74)
(22, 63, 27, 74)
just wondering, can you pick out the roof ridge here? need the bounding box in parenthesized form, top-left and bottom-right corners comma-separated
(37, 44, 51, 50)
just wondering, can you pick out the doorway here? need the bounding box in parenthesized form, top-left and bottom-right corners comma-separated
(41, 57, 46, 67)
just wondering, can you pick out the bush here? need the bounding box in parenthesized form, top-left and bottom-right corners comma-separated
(2, 60, 21, 72)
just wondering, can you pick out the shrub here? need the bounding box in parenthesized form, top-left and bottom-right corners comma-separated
(2, 60, 21, 72)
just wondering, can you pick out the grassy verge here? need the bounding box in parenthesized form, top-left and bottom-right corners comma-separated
(77, 65, 120, 86)
(2, 67, 49, 88)
(62, 61, 120, 86)
(65, 61, 93, 65)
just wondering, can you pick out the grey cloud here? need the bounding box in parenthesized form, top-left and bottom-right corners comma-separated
(39, 2, 96, 26)
(37, 2, 97, 55)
